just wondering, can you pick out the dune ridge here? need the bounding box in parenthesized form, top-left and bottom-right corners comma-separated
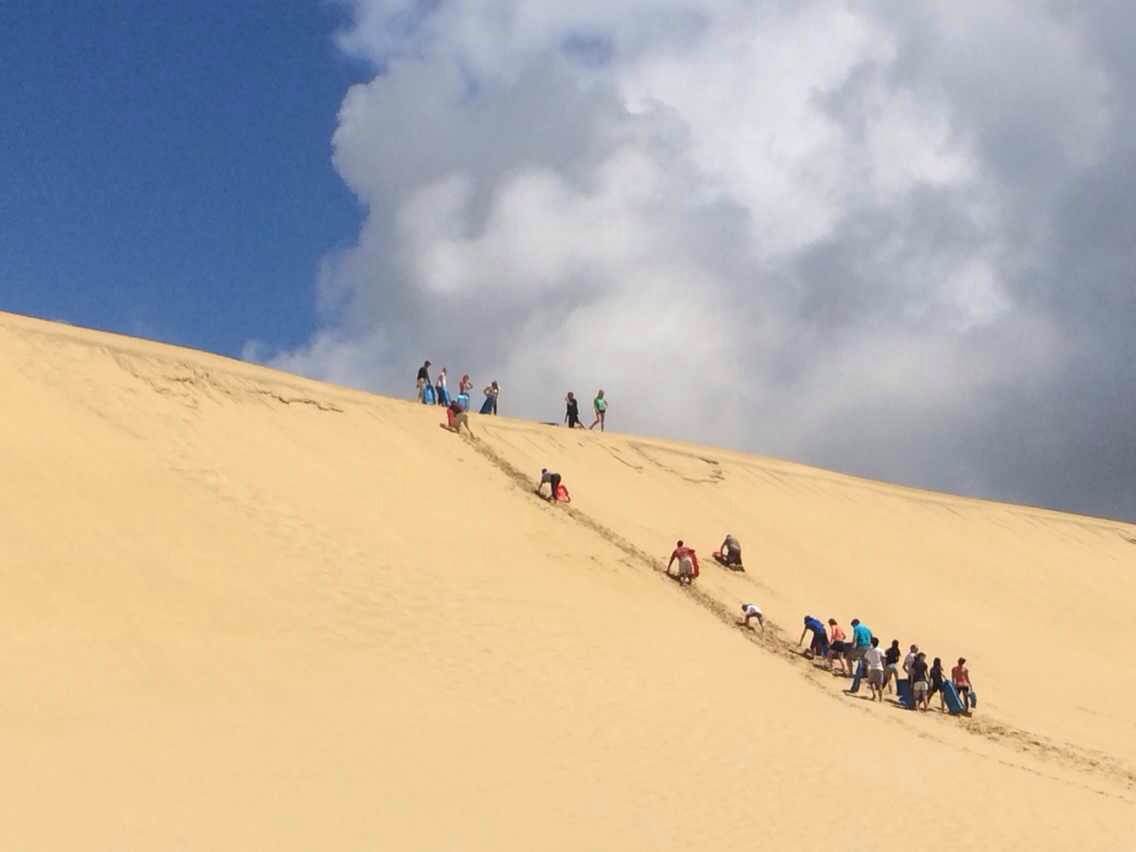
(2, 309, 1133, 850)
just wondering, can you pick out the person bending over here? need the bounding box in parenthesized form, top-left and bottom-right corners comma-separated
(536, 468, 562, 502)
(737, 603, 764, 632)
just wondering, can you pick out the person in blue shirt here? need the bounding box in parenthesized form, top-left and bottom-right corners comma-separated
(799, 615, 829, 658)
(847, 618, 873, 670)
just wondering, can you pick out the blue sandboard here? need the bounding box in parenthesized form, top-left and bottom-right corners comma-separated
(940, 680, 966, 715)
(897, 679, 914, 709)
(968, 690, 977, 709)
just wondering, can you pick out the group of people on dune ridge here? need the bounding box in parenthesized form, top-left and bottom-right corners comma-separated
(416, 360, 610, 438)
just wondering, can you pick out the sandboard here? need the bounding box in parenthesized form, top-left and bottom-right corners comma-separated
(940, 681, 966, 715)
(711, 552, 745, 571)
(897, 679, 914, 709)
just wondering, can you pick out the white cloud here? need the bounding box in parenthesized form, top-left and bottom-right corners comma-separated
(249, 0, 1132, 516)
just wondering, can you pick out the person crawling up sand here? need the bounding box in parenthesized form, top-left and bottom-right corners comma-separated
(737, 602, 764, 632)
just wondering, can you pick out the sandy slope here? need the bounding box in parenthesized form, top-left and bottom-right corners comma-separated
(1, 310, 1133, 851)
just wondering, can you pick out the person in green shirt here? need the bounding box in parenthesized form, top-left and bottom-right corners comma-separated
(589, 389, 608, 431)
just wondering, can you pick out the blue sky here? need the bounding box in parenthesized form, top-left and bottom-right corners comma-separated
(1, 0, 366, 356)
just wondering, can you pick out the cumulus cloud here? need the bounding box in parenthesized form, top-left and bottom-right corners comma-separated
(249, 0, 1136, 520)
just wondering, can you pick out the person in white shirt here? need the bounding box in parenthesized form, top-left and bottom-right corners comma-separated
(863, 636, 887, 702)
(902, 644, 919, 680)
(737, 603, 764, 632)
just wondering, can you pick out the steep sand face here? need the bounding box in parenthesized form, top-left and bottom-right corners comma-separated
(1, 310, 1133, 850)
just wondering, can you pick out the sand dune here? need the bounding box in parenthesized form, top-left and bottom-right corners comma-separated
(2, 310, 1133, 850)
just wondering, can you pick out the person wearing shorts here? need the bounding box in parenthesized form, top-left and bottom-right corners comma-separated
(738, 603, 764, 632)
(883, 640, 901, 693)
(536, 468, 562, 502)
(952, 657, 973, 715)
(827, 619, 849, 675)
(667, 540, 699, 585)
(589, 390, 607, 431)
(863, 637, 886, 702)
(911, 652, 931, 711)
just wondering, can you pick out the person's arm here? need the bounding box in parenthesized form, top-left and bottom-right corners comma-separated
(799, 629, 808, 645)
(667, 551, 676, 570)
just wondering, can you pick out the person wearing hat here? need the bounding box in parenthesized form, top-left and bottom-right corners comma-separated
(536, 468, 562, 502)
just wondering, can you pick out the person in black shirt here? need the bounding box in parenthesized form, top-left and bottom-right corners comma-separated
(882, 640, 901, 694)
(416, 360, 432, 402)
(536, 468, 562, 502)
(564, 392, 581, 428)
(911, 652, 931, 712)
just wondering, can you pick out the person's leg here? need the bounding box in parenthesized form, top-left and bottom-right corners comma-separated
(550, 474, 561, 501)
(599, 411, 605, 431)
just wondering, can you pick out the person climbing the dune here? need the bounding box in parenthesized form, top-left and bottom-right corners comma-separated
(864, 637, 886, 702)
(666, 540, 699, 585)
(952, 657, 973, 715)
(565, 392, 581, 428)
(737, 602, 764, 632)
(480, 381, 500, 415)
(929, 657, 946, 712)
(800, 615, 829, 659)
(536, 468, 562, 502)
(715, 533, 743, 569)
(883, 640, 901, 693)
(847, 618, 873, 670)
(589, 389, 607, 431)
(911, 652, 931, 712)
(445, 398, 472, 436)
(827, 618, 849, 675)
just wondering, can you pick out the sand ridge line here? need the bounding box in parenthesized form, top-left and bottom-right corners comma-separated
(467, 430, 1136, 793)
(108, 353, 345, 413)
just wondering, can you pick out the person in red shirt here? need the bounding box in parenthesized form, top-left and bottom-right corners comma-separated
(666, 540, 700, 585)
(445, 399, 472, 436)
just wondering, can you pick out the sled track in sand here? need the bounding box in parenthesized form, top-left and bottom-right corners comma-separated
(468, 434, 1136, 800)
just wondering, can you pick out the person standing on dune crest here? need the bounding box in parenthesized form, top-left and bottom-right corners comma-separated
(564, 392, 581, 428)
(416, 360, 432, 402)
(480, 381, 500, 415)
(589, 389, 607, 431)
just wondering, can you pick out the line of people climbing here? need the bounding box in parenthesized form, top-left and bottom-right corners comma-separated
(800, 615, 976, 715)
(523, 465, 980, 723)
(651, 529, 977, 719)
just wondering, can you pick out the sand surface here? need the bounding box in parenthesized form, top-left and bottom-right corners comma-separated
(2, 310, 1134, 850)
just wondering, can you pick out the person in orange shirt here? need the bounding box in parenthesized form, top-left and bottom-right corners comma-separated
(827, 619, 849, 675)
